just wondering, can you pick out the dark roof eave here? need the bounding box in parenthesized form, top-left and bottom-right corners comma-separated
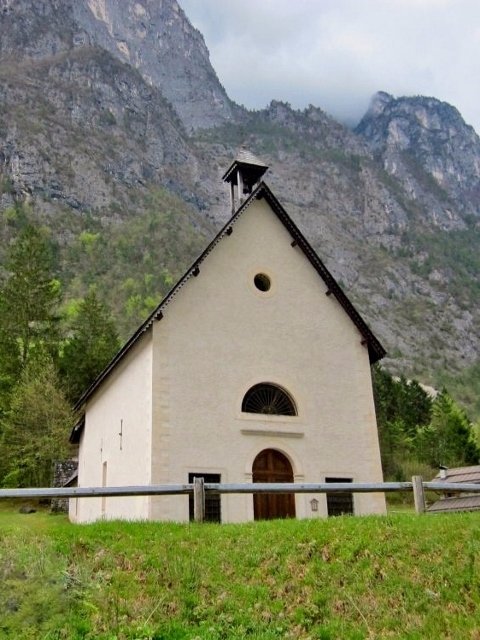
(73, 192, 257, 412)
(69, 416, 85, 444)
(255, 185, 386, 364)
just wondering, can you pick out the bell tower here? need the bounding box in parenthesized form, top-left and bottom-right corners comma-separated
(222, 150, 268, 214)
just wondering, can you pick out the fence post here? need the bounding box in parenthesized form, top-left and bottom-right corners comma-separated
(193, 477, 205, 522)
(412, 475, 426, 514)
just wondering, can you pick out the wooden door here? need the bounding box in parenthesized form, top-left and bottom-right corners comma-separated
(252, 449, 296, 520)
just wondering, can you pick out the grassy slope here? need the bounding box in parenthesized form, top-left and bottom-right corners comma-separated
(1, 509, 480, 639)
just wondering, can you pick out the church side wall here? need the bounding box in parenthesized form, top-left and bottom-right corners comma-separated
(150, 198, 386, 523)
(71, 333, 153, 523)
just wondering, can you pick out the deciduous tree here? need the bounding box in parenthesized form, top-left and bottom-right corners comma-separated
(1, 353, 74, 487)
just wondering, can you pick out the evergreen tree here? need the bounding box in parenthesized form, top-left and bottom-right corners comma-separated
(372, 366, 432, 434)
(60, 289, 120, 402)
(372, 366, 433, 478)
(397, 377, 432, 435)
(0, 224, 61, 367)
(0, 353, 74, 487)
(372, 365, 400, 427)
(0, 302, 19, 419)
(415, 390, 480, 468)
(377, 417, 413, 480)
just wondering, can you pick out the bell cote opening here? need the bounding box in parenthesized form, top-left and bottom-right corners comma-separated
(222, 150, 268, 213)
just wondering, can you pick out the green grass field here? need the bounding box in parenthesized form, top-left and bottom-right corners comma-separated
(1, 505, 480, 639)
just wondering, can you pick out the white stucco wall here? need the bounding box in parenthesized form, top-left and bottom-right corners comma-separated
(150, 197, 386, 522)
(71, 333, 153, 522)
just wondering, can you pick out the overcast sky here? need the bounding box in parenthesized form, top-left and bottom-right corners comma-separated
(179, 0, 480, 132)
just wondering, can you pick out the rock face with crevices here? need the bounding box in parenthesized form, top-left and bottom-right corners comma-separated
(356, 91, 480, 227)
(0, 0, 237, 130)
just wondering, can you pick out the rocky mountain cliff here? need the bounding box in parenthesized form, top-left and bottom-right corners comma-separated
(0, 0, 236, 130)
(0, 0, 479, 410)
(356, 91, 480, 227)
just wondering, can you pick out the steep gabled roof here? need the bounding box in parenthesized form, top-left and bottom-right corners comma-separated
(71, 182, 385, 441)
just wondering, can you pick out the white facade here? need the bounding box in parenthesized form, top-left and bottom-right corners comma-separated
(71, 334, 153, 522)
(71, 183, 386, 523)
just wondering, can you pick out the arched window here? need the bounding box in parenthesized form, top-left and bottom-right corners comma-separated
(242, 383, 297, 416)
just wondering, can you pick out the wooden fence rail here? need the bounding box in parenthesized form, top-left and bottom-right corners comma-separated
(1, 477, 480, 520)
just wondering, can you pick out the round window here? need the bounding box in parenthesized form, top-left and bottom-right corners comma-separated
(254, 273, 271, 292)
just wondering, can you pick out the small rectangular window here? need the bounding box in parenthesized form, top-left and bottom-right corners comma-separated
(188, 473, 221, 523)
(326, 477, 353, 516)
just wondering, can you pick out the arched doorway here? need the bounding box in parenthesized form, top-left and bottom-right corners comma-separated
(252, 449, 296, 520)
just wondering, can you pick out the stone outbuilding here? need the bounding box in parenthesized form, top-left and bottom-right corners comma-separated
(70, 152, 387, 523)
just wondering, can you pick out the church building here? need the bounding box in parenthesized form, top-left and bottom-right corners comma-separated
(69, 152, 387, 523)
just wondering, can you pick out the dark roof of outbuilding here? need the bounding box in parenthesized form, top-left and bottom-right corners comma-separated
(428, 495, 480, 513)
(70, 182, 386, 442)
(63, 470, 78, 487)
(433, 466, 480, 484)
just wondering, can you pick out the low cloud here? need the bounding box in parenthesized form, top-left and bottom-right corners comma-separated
(180, 0, 480, 131)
